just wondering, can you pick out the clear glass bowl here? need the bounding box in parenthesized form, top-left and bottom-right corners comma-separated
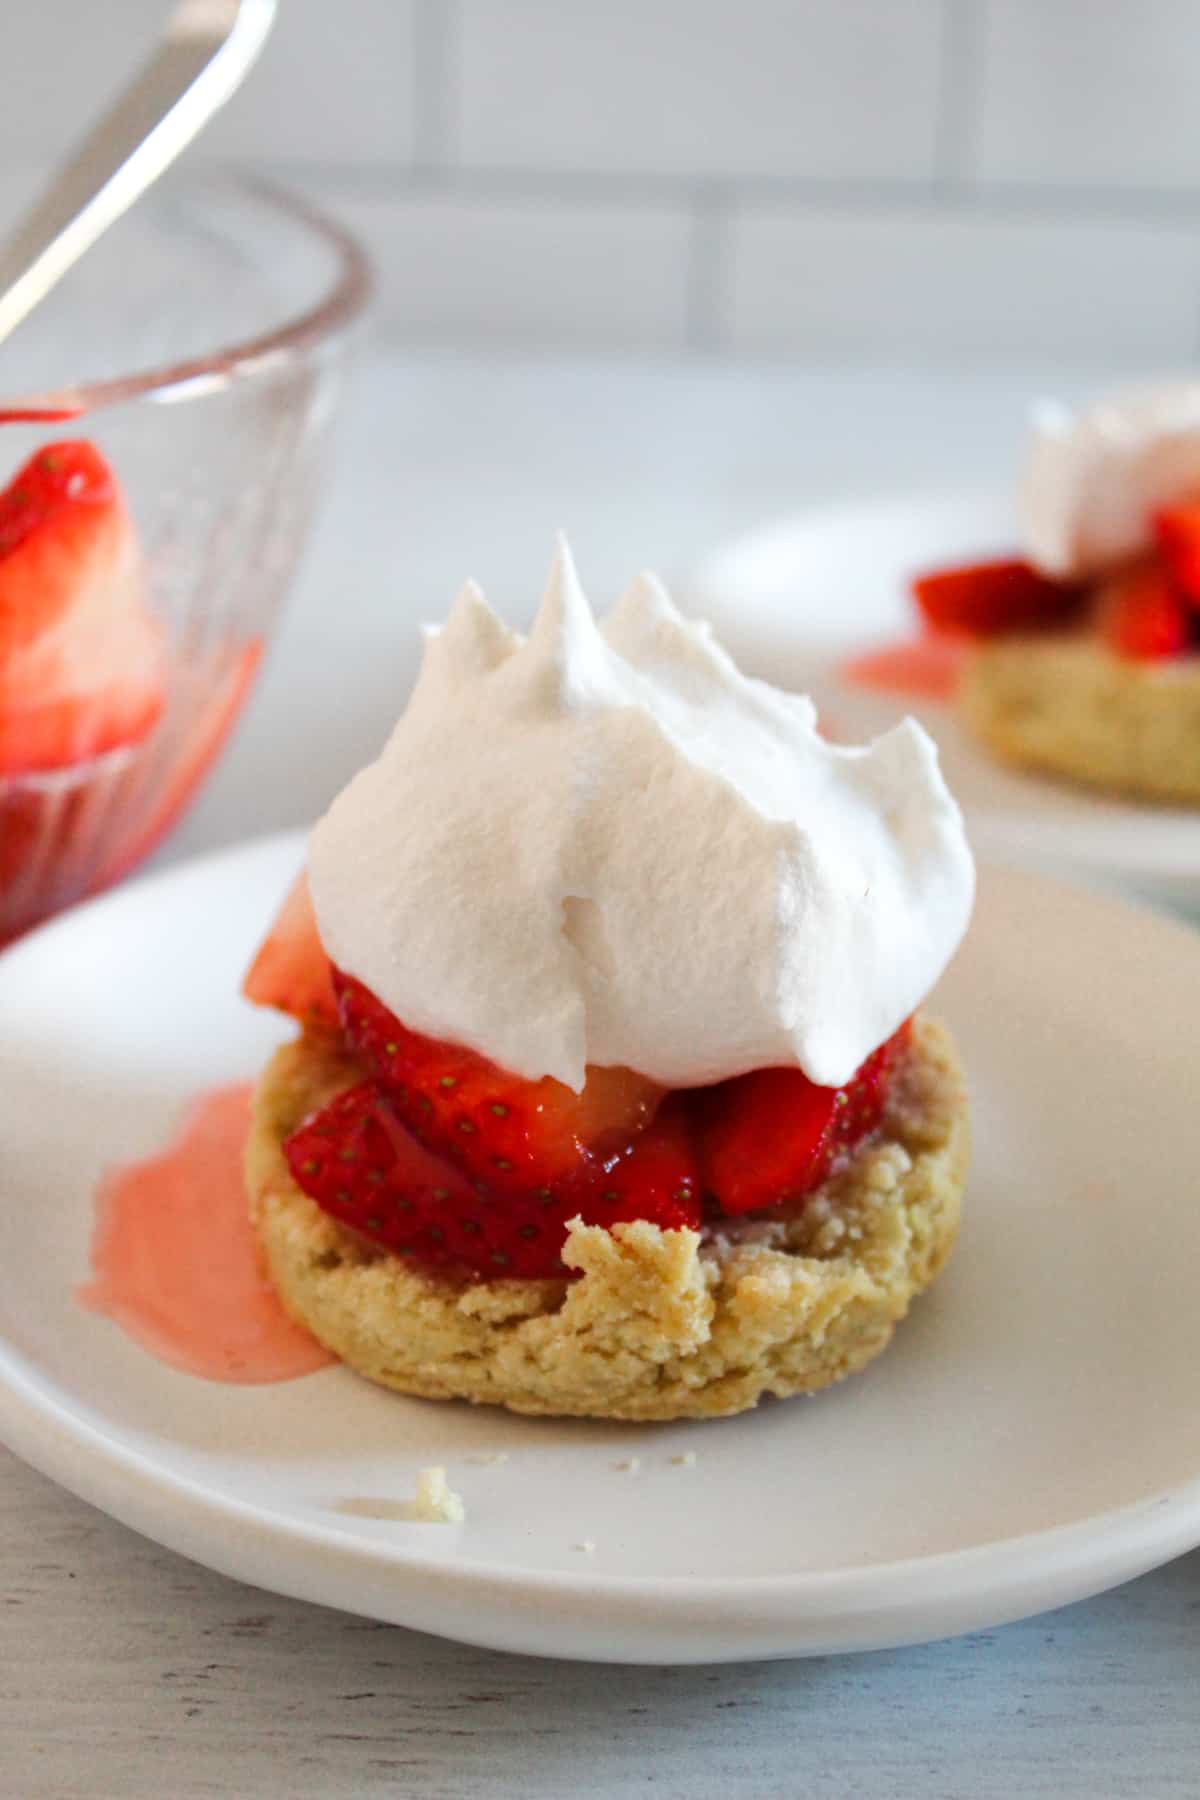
(0, 175, 369, 945)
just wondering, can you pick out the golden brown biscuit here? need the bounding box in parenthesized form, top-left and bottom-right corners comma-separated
(246, 1016, 969, 1420)
(961, 634, 1200, 805)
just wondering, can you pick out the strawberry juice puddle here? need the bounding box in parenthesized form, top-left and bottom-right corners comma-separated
(77, 1082, 333, 1383)
(840, 633, 968, 702)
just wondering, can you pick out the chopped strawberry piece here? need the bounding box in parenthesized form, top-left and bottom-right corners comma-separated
(834, 1023, 911, 1146)
(699, 1069, 837, 1217)
(1153, 500, 1200, 608)
(912, 558, 1084, 638)
(334, 971, 664, 1197)
(588, 1096, 700, 1235)
(285, 1080, 700, 1280)
(285, 1082, 488, 1269)
(1099, 565, 1192, 661)
(697, 1024, 911, 1217)
(0, 439, 117, 634)
(243, 870, 338, 1029)
(0, 441, 164, 776)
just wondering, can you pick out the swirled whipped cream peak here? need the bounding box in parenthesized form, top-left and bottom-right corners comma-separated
(1023, 380, 1200, 580)
(308, 539, 975, 1091)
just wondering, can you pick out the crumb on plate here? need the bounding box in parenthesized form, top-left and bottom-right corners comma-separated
(412, 1466, 465, 1523)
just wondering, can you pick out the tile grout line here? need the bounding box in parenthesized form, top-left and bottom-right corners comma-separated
(932, 0, 984, 195)
(410, 0, 458, 175)
(235, 157, 1200, 227)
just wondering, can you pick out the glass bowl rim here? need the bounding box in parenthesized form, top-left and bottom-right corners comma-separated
(0, 174, 372, 423)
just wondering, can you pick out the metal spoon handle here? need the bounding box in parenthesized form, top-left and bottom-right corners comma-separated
(0, 0, 276, 348)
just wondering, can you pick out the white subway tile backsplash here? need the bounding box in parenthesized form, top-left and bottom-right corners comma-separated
(969, 0, 1200, 191)
(3, 0, 161, 160)
(207, 0, 418, 164)
(453, 0, 945, 183)
(724, 207, 1200, 359)
(329, 190, 693, 348)
(8, 1, 1200, 358)
(2, 0, 417, 166)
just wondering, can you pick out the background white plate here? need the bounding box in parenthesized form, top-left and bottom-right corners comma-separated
(690, 492, 1200, 907)
(2, 833, 1200, 1664)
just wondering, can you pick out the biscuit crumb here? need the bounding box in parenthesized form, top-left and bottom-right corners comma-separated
(614, 1457, 641, 1474)
(412, 1466, 465, 1523)
(573, 1539, 596, 1554)
(670, 1452, 697, 1467)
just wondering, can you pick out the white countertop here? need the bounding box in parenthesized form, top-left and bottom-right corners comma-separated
(4, 350, 1198, 1798)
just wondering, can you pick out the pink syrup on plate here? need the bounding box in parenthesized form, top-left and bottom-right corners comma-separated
(77, 1082, 334, 1383)
(840, 633, 968, 702)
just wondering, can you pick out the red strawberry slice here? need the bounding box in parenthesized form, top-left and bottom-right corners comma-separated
(697, 1024, 911, 1217)
(833, 1022, 911, 1146)
(1099, 565, 1192, 661)
(0, 441, 165, 776)
(285, 1080, 701, 1280)
(911, 558, 1084, 638)
(1153, 500, 1200, 609)
(586, 1096, 700, 1236)
(242, 868, 338, 1029)
(285, 1081, 487, 1270)
(334, 971, 664, 1197)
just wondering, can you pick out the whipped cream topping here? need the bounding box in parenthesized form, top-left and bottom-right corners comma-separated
(1023, 381, 1200, 580)
(309, 542, 974, 1091)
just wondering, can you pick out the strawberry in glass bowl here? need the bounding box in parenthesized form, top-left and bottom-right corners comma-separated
(0, 178, 369, 945)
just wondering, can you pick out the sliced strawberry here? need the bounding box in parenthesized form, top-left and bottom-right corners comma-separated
(242, 868, 338, 1029)
(1153, 500, 1200, 608)
(833, 1022, 911, 1146)
(0, 440, 164, 776)
(284, 1081, 491, 1269)
(0, 439, 117, 644)
(1099, 565, 1192, 661)
(698, 1068, 837, 1217)
(334, 971, 664, 1196)
(586, 1096, 700, 1236)
(285, 1080, 700, 1280)
(911, 558, 1084, 638)
(697, 1024, 911, 1217)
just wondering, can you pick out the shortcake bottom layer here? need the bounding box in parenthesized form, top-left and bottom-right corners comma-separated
(246, 1016, 969, 1421)
(961, 634, 1200, 805)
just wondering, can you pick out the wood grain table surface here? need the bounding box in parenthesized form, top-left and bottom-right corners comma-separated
(4, 1448, 1198, 1799)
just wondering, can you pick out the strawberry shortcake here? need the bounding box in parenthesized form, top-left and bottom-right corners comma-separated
(243, 544, 974, 1420)
(907, 384, 1200, 805)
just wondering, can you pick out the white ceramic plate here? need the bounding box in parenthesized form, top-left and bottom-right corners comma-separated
(691, 492, 1200, 907)
(2, 832, 1200, 1665)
